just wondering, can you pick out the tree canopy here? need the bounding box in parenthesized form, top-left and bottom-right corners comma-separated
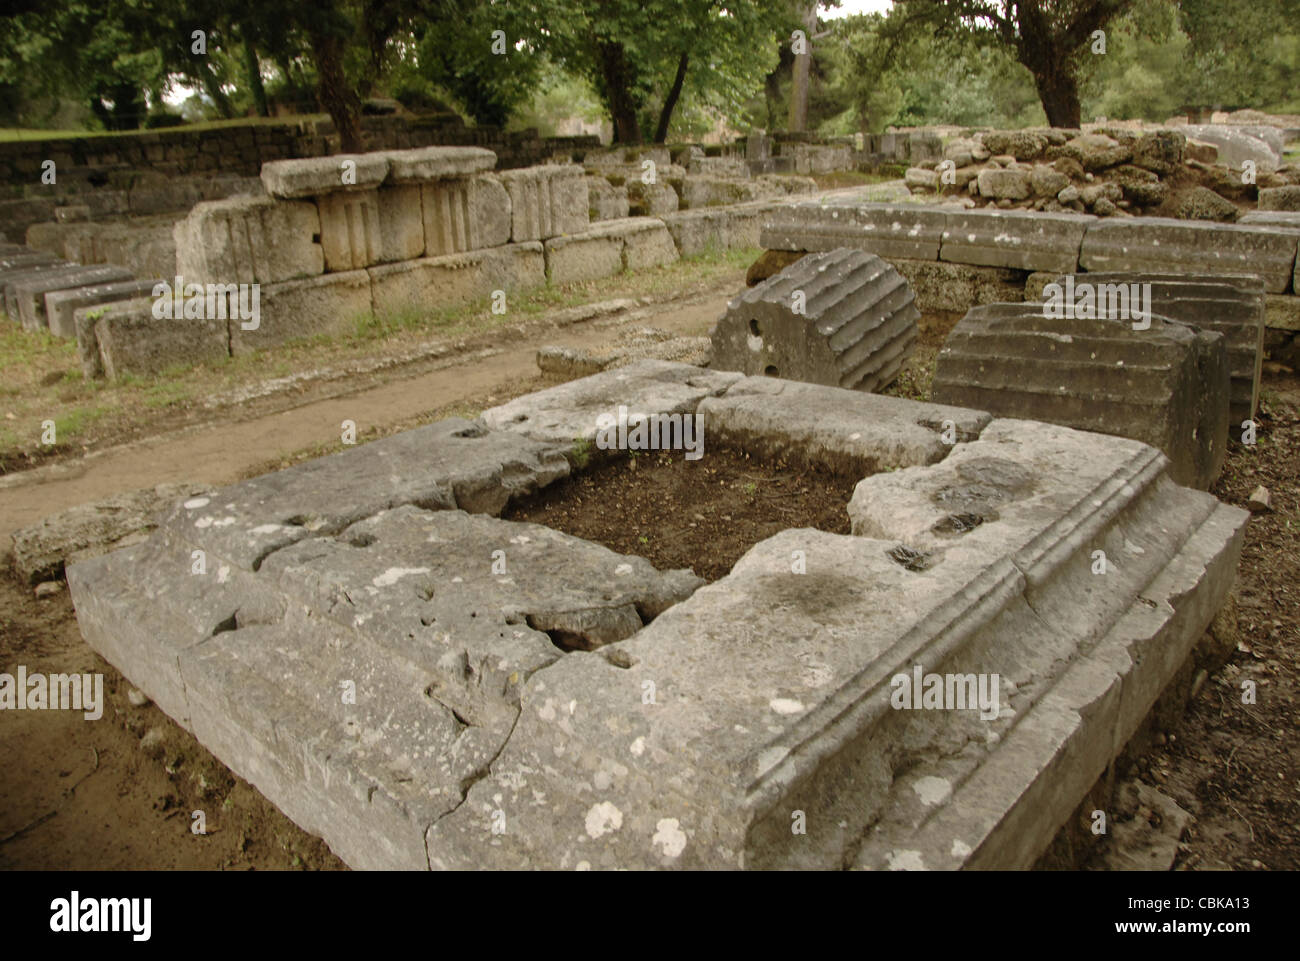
(2, 0, 1298, 143)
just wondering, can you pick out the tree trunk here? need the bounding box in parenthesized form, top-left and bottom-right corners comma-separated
(596, 41, 641, 144)
(654, 52, 689, 144)
(310, 28, 364, 152)
(242, 37, 270, 118)
(1027, 59, 1082, 128)
(787, 2, 818, 132)
(197, 63, 236, 119)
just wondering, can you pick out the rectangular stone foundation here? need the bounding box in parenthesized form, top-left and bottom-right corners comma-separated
(67, 361, 1247, 870)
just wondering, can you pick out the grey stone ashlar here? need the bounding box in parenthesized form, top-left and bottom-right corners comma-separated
(1031, 271, 1265, 427)
(930, 300, 1230, 490)
(427, 416, 1246, 869)
(260, 146, 496, 198)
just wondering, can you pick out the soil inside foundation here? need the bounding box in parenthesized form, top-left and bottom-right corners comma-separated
(503, 445, 859, 582)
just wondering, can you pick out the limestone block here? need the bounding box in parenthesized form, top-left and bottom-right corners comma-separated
(482, 359, 741, 448)
(760, 202, 948, 260)
(230, 270, 373, 354)
(940, 208, 1095, 272)
(44, 277, 160, 339)
(85, 297, 228, 380)
(426, 417, 1245, 869)
(174, 195, 324, 285)
(419, 175, 511, 256)
(931, 301, 1230, 489)
(260, 153, 389, 199)
(586, 176, 630, 221)
(384, 146, 496, 184)
(712, 248, 919, 392)
(11, 264, 133, 331)
(497, 165, 589, 241)
(317, 190, 382, 271)
(1078, 218, 1300, 294)
(1044, 272, 1264, 426)
(368, 243, 545, 316)
(698, 375, 991, 475)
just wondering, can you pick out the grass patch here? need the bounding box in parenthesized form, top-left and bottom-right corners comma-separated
(0, 244, 754, 471)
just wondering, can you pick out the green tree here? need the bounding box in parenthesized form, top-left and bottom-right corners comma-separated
(538, 0, 795, 144)
(888, 0, 1139, 128)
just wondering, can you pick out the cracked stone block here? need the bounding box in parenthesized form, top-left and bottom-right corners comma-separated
(940, 208, 1094, 272)
(10, 264, 134, 331)
(317, 190, 382, 270)
(230, 270, 373, 354)
(712, 248, 919, 392)
(931, 302, 1230, 489)
(620, 218, 679, 272)
(81, 297, 228, 380)
(385, 146, 497, 185)
(543, 218, 677, 285)
(419, 176, 511, 256)
(368, 243, 544, 316)
(698, 376, 991, 476)
(11, 482, 213, 584)
(661, 203, 779, 257)
(482, 359, 742, 448)
(174, 196, 324, 285)
(760, 202, 948, 260)
(260, 154, 390, 199)
(587, 176, 629, 221)
(68, 501, 700, 870)
(149, 417, 570, 573)
(425, 414, 1246, 868)
(1079, 218, 1300, 294)
(497, 165, 589, 242)
(1036, 272, 1264, 426)
(45, 278, 161, 339)
(63, 366, 1250, 870)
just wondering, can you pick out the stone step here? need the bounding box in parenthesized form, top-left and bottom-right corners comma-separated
(11, 263, 135, 332)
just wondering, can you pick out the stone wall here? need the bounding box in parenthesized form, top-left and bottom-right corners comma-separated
(0, 117, 600, 240)
(760, 201, 1300, 332)
(72, 146, 684, 378)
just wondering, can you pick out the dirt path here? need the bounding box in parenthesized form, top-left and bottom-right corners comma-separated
(0, 288, 733, 548)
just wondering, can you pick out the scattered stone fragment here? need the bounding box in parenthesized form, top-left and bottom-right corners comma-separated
(1247, 485, 1272, 513)
(128, 688, 152, 707)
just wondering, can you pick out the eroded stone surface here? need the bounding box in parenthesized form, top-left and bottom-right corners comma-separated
(426, 416, 1245, 868)
(761, 202, 948, 260)
(712, 248, 919, 392)
(65, 367, 1248, 872)
(698, 376, 990, 475)
(1079, 218, 1300, 294)
(481, 359, 741, 448)
(152, 417, 570, 571)
(931, 302, 1230, 489)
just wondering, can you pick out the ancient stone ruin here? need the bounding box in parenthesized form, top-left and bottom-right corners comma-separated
(65, 359, 1247, 869)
